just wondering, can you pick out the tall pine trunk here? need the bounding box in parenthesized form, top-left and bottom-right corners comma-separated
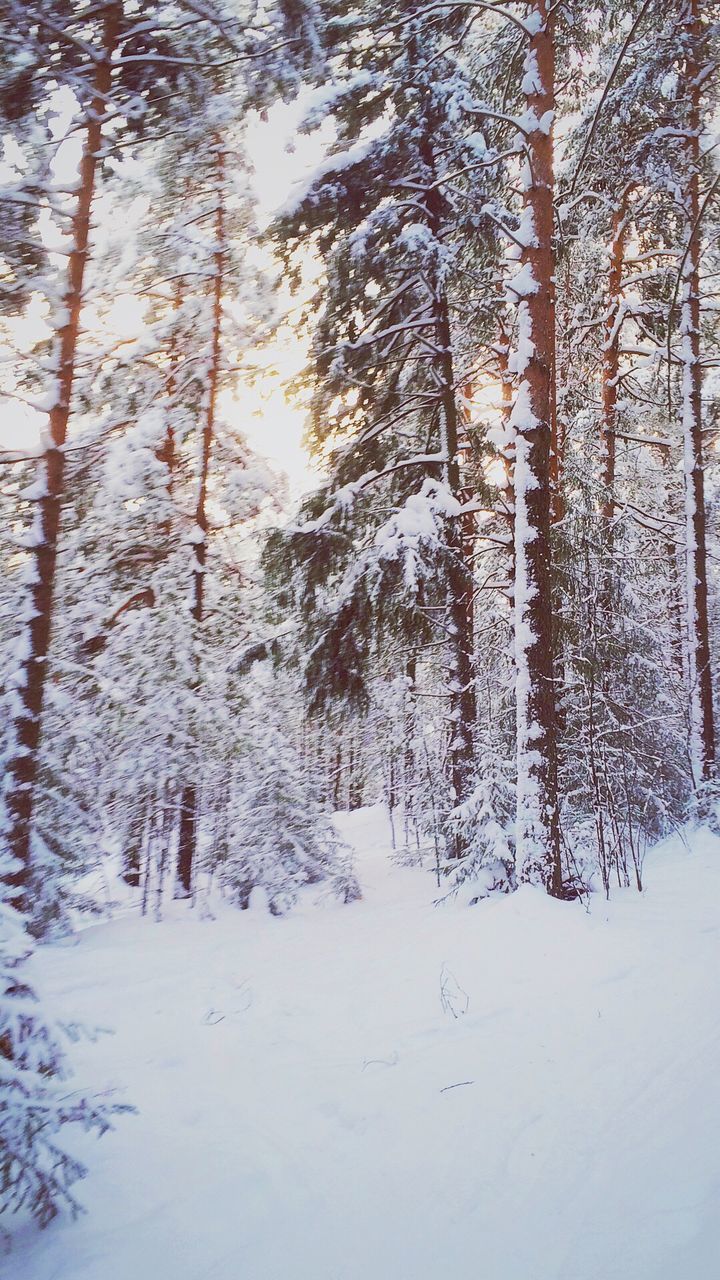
(176, 142, 226, 897)
(679, 0, 714, 784)
(496, 313, 516, 588)
(157, 277, 184, 539)
(420, 133, 476, 851)
(511, 2, 562, 893)
(601, 192, 631, 526)
(438, 294, 477, 845)
(597, 188, 632, 618)
(3, 5, 120, 910)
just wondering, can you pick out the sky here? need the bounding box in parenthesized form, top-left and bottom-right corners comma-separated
(234, 100, 329, 497)
(0, 99, 327, 500)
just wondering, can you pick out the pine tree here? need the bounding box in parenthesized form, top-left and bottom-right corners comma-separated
(1, 0, 276, 922)
(500, 1, 560, 892)
(264, 0, 515, 857)
(0, 845, 129, 1229)
(220, 686, 359, 914)
(1, 0, 123, 916)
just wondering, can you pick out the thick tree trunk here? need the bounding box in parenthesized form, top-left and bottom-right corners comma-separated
(3, 6, 120, 909)
(511, 2, 562, 893)
(176, 142, 225, 897)
(679, 0, 714, 784)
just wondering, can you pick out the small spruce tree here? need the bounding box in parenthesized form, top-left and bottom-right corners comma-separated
(0, 863, 128, 1230)
(221, 708, 358, 914)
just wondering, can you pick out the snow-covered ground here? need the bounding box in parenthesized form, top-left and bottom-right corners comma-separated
(9, 808, 720, 1279)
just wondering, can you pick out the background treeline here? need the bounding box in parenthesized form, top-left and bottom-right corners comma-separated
(0, 0, 718, 1228)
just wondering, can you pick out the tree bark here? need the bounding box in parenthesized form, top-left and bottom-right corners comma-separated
(419, 132, 477, 850)
(601, 192, 631, 526)
(679, 0, 714, 784)
(496, 314, 516, 590)
(175, 785, 198, 897)
(437, 291, 478, 844)
(156, 276, 183, 543)
(511, 2, 562, 893)
(176, 140, 226, 896)
(597, 188, 632, 618)
(3, 5, 121, 909)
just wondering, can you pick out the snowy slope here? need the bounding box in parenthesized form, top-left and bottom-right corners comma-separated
(9, 808, 720, 1280)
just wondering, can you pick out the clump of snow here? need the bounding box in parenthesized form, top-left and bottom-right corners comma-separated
(505, 262, 540, 301)
(375, 479, 460, 593)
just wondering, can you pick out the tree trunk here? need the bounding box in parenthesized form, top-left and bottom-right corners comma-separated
(511, 2, 562, 894)
(496, 314, 516, 591)
(679, 0, 714, 784)
(176, 140, 226, 896)
(121, 798, 147, 888)
(190, 148, 224, 629)
(403, 657, 417, 845)
(601, 192, 631, 525)
(3, 5, 120, 910)
(420, 131, 477, 850)
(176, 784, 198, 898)
(437, 290, 477, 845)
(597, 188, 632, 619)
(156, 277, 183, 544)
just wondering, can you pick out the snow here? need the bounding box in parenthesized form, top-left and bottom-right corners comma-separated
(300, 71, 377, 129)
(522, 10, 545, 38)
(508, 307, 536, 376)
(278, 129, 385, 219)
(8, 810, 720, 1280)
(18, 477, 49, 502)
(516, 108, 554, 137)
(515, 207, 538, 249)
(521, 50, 542, 97)
(506, 261, 540, 300)
(374, 479, 460, 592)
(509, 378, 539, 436)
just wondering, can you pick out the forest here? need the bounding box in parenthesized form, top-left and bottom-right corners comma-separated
(1, 2, 719, 1278)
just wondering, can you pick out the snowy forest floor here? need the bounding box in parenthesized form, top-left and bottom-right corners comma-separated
(10, 808, 720, 1280)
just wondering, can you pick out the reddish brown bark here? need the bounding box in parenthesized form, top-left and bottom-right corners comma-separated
(513, 1, 562, 894)
(4, 5, 121, 908)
